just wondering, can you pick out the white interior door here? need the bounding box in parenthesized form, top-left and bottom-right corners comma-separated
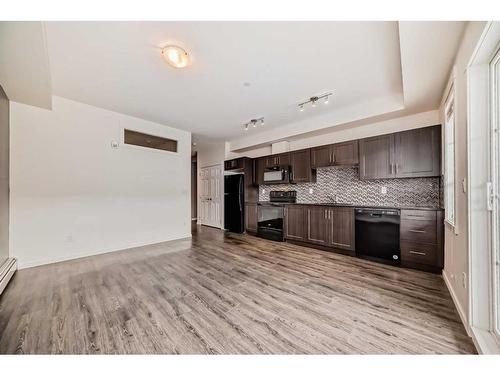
(199, 165, 222, 228)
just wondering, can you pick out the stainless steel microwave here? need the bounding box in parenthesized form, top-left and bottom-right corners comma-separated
(263, 166, 291, 184)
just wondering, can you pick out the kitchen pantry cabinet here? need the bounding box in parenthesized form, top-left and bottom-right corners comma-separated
(245, 203, 258, 233)
(290, 149, 316, 183)
(359, 125, 441, 180)
(311, 140, 359, 168)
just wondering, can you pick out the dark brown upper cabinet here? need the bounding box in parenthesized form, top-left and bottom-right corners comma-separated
(333, 141, 359, 166)
(393, 126, 441, 178)
(359, 134, 393, 179)
(255, 157, 266, 186)
(359, 125, 441, 180)
(311, 140, 359, 168)
(263, 152, 290, 168)
(224, 158, 245, 171)
(290, 149, 316, 183)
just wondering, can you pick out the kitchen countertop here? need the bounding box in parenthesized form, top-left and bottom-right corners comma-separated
(257, 201, 443, 211)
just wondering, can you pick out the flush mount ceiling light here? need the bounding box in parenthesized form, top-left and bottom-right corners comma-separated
(161, 45, 190, 68)
(298, 92, 332, 111)
(243, 117, 265, 131)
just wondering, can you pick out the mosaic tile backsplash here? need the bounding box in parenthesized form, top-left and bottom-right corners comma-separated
(259, 167, 441, 208)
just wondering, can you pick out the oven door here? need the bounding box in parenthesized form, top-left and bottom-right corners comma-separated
(257, 205, 284, 241)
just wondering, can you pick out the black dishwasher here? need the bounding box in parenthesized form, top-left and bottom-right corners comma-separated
(355, 208, 400, 264)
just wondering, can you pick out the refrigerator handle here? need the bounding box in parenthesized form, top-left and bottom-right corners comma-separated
(238, 176, 243, 212)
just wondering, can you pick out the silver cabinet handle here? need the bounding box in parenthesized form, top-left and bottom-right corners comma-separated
(395, 163, 399, 174)
(409, 250, 427, 256)
(332, 153, 335, 164)
(390, 163, 394, 174)
(409, 229, 425, 233)
(324, 210, 327, 219)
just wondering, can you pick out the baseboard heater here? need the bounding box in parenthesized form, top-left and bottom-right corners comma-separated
(0, 258, 17, 295)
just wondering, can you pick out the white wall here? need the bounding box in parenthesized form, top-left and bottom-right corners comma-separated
(439, 21, 488, 331)
(10, 96, 191, 268)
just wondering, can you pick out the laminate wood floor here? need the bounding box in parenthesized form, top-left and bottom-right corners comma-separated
(0, 226, 476, 354)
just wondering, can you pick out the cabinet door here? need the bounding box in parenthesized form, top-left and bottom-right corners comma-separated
(265, 155, 277, 167)
(311, 145, 333, 168)
(256, 157, 266, 185)
(245, 204, 258, 232)
(284, 205, 306, 241)
(394, 126, 441, 178)
(328, 207, 355, 251)
(290, 149, 314, 183)
(278, 152, 290, 166)
(359, 135, 394, 179)
(305, 206, 329, 245)
(332, 141, 359, 166)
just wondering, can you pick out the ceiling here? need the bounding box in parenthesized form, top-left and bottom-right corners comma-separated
(0, 21, 466, 150)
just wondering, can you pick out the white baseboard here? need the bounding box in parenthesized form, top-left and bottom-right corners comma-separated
(16, 233, 192, 270)
(0, 258, 17, 295)
(443, 270, 472, 337)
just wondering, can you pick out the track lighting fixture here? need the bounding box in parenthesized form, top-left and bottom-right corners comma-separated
(298, 92, 332, 111)
(242, 117, 265, 132)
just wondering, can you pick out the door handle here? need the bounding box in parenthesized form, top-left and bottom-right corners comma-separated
(409, 250, 427, 256)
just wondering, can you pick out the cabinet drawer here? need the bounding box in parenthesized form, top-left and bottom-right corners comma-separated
(401, 219, 437, 244)
(401, 210, 437, 221)
(401, 241, 438, 266)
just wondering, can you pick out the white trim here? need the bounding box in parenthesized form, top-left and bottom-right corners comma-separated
(443, 270, 472, 337)
(443, 80, 457, 230)
(17, 234, 192, 269)
(466, 21, 500, 354)
(471, 327, 500, 354)
(0, 258, 17, 295)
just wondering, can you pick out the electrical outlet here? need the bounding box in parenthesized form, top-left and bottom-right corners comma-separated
(309, 188, 314, 194)
(381, 186, 387, 194)
(111, 140, 119, 149)
(462, 272, 467, 289)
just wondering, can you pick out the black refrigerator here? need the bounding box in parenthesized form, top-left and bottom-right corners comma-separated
(224, 174, 244, 233)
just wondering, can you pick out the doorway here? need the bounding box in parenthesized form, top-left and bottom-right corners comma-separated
(198, 164, 222, 228)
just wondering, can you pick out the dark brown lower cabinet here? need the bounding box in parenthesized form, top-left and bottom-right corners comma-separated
(400, 209, 443, 270)
(245, 203, 258, 233)
(327, 207, 355, 251)
(284, 205, 306, 241)
(305, 206, 329, 245)
(298, 205, 355, 251)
